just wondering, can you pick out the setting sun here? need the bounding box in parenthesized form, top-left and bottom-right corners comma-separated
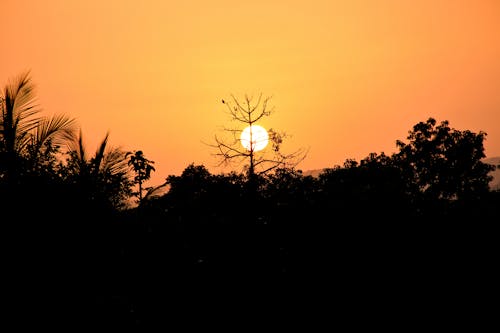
(240, 125, 269, 152)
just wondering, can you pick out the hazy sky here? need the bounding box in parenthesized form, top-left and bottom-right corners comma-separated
(2, 0, 499, 186)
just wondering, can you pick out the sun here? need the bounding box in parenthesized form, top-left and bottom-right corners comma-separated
(240, 125, 269, 152)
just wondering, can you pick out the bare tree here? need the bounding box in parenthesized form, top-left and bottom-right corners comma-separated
(209, 93, 308, 181)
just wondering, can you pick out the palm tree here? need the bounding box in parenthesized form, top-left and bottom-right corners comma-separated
(0, 70, 76, 181)
(65, 130, 133, 210)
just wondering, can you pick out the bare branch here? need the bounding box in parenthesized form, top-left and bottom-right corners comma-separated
(249, 93, 262, 113)
(230, 94, 251, 122)
(211, 93, 308, 178)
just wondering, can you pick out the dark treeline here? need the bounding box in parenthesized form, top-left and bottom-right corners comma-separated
(2, 72, 499, 328)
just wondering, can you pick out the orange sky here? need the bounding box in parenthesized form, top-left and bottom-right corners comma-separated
(2, 0, 500, 187)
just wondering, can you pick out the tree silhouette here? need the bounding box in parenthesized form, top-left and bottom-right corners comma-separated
(64, 130, 133, 210)
(394, 117, 495, 202)
(209, 93, 308, 200)
(126, 150, 155, 205)
(0, 70, 76, 183)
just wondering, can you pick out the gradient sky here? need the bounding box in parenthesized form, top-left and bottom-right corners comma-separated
(2, 0, 499, 187)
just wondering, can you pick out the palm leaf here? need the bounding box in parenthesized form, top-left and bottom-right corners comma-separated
(1, 70, 42, 154)
(101, 147, 130, 176)
(66, 129, 88, 174)
(7, 71, 42, 134)
(35, 114, 77, 149)
(92, 132, 109, 177)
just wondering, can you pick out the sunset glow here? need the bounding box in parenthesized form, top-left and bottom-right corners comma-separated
(240, 125, 269, 152)
(1, 0, 499, 186)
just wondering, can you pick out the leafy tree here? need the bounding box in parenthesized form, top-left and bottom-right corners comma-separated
(262, 167, 317, 209)
(161, 163, 247, 220)
(126, 150, 155, 205)
(315, 152, 411, 222)
(394, 117, 495, 201)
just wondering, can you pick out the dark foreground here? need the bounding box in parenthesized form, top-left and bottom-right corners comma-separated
(5, 199, 497, 330)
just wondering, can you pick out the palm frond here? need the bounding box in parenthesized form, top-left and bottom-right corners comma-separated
(92, 132, 109, 176)
(35, 114, 78, 148)
(66, 130, 88, 174)
(101, 147, 130, 176)
(1, 70, 42, 154)
(7, 70, 42, 134)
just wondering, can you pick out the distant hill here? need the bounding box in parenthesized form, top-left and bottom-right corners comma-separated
(302, 169, 324, 178)
(485, 157, 500, 191)
(302, 157, 500, 191)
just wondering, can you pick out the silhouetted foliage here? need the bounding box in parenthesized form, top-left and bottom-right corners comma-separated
(388, 117, 496, 223)
(127, 150, 155, 205)
(316, 152, 410, 221)
(0, 70, 77, 185)
(63, 130, 134, 210)
(2, 72, 498, 330)
(394, 117, 494, 202)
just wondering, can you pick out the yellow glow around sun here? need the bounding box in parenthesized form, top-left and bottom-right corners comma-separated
(240, 125, 269, 152)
